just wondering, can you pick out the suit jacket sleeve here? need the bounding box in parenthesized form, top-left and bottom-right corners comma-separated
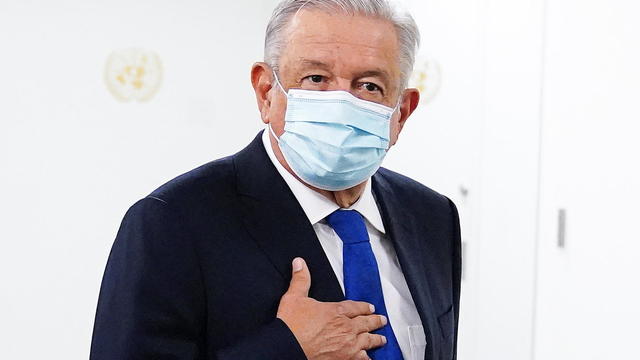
(89, 197, 306, 360)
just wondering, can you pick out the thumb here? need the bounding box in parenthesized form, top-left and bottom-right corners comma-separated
(285, 257, 311, 297)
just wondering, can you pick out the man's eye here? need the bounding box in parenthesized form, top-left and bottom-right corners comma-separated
(363, 82, 381, 92)
(305, 75, 324, 83)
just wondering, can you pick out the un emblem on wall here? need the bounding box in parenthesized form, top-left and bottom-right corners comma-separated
(105, 48, 163, 102)
(410, 57, 442, 105)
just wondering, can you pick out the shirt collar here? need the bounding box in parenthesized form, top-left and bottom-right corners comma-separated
(261, 129, 386, 234)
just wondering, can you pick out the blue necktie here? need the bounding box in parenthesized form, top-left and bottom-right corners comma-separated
(326, 209, 404, 360)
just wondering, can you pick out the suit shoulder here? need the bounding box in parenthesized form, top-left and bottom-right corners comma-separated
(147, 155, 236, 207)
(376, 167, 452, 210)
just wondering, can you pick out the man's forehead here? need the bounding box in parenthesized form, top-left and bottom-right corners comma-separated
(281, 9, 400, 76)
(286, 10, 398, 48)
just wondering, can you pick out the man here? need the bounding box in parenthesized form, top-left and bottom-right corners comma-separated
(90, 1, 461, 359)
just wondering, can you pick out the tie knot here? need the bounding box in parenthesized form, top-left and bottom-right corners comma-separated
(326, 210, 370, 244)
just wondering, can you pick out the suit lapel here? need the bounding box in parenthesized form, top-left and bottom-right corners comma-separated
(233, 131, 344, 302)
(233, 132, 440, 357)
(372, 172, 438, 360)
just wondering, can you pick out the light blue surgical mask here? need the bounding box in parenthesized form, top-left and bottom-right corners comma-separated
(270, 72, 400, 191)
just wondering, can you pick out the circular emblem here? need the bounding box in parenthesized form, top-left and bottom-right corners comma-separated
(105, 48, 163, 102)
(410, 57, 442, 104)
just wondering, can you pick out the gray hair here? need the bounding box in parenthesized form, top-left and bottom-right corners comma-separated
(264, 0, 420, 90)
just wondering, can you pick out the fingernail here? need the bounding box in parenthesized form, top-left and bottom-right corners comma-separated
(381, 315, 388, 325)
(293, 258, 303, 272)
(382, 335, 387, 344)
(369, 304, 375, 313)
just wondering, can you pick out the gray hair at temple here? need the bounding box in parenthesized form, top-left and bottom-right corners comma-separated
(264, 0, 421, 90)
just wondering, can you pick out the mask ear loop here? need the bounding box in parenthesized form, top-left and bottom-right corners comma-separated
(272, 70, 288, 95)
(268, 121, 280, 141)
(392, 91, 404, 114)
(383, 94, 404, 152)
(268, 70, 288, 141)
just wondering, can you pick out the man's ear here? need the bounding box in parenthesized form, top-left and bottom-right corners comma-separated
(397, 88, 420, 134)
(251, 62, 274, 124)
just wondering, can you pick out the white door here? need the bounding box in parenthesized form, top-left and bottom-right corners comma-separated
(534, 1, 640, 359)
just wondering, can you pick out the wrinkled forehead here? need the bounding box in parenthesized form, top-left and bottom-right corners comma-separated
(279, 9, 401, 78)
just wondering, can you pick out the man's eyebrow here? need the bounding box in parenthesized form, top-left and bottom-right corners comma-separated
(354, 70, 391, 85)
(295, 61, 392, 86)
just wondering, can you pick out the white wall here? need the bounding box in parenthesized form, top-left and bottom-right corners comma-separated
(0, 1, 279, 358)
(2, 1, 639, 359)
(385, 0, 491, 357)
(391, 1, 640, 359)
(391, 1, 545, 358)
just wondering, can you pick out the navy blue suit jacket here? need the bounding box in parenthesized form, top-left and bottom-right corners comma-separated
(90, 131, 461, 360)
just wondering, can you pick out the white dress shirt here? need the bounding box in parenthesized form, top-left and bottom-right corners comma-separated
(262, 129, 426, 360)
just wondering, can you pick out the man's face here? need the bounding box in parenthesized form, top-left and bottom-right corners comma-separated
(257, 9, 418, 147)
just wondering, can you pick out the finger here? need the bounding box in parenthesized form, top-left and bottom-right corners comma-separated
(335, 300, 375, 318)
(285, 257, 311, 297)
(351, 314, 387, 334)
(356, 332, 387, 351)
(354, 349, 370, 360)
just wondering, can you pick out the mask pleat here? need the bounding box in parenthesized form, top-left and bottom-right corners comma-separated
(271, 78, 394, 191)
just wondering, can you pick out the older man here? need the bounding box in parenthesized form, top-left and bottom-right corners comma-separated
(90, 1, 460, 360)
